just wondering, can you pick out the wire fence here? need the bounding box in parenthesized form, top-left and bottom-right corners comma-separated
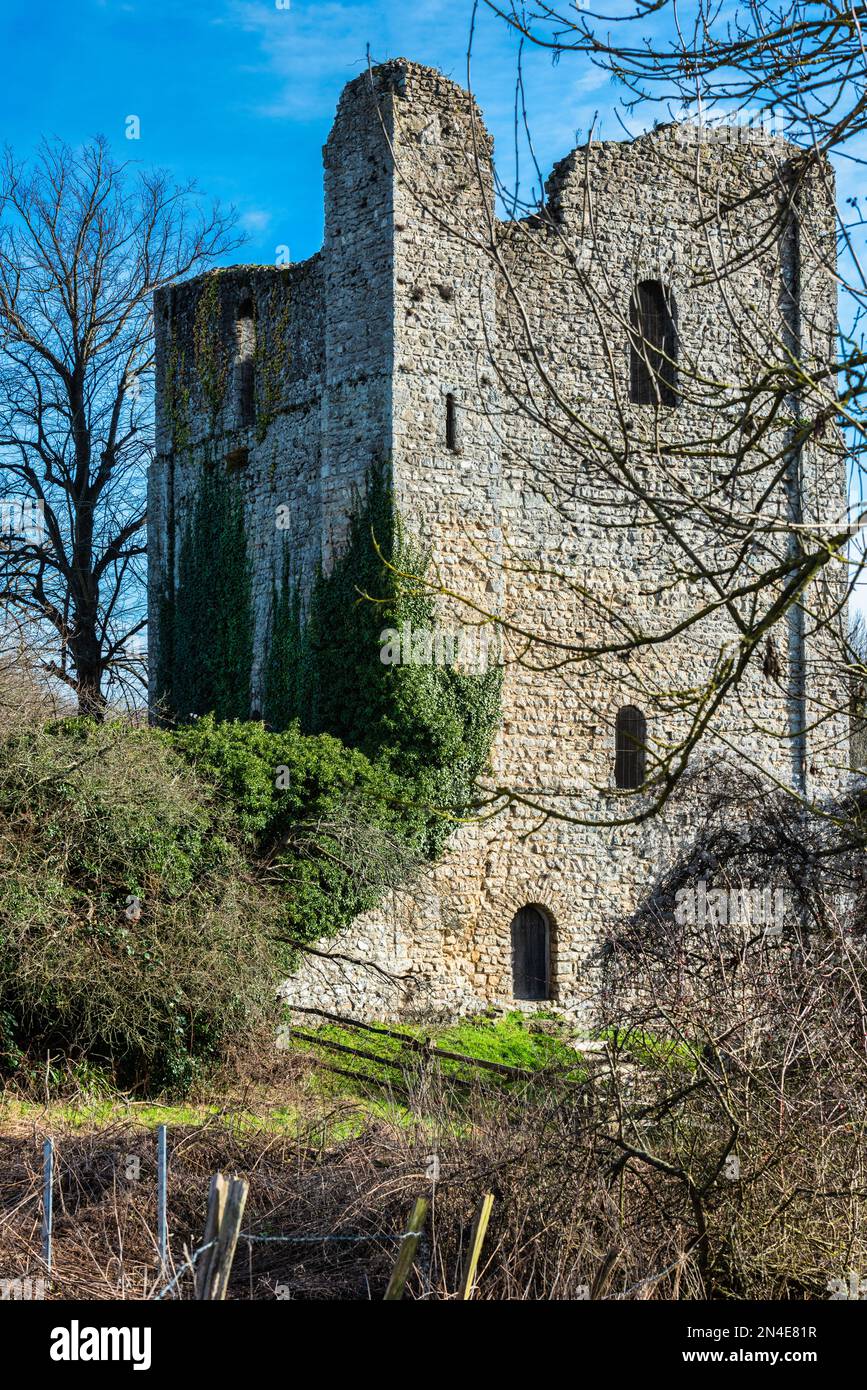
(10, 1124, 423, 1303)
(6, 1122, 699, 1302)
(152, 1241, 215, 1301)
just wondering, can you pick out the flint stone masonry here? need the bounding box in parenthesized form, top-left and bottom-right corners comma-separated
(149, 59, 847, 1022)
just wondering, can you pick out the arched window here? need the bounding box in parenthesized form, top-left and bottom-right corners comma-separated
(510, 905, 551, 1001)
(235, 296, 256, 428)
(615, 705, 647, 789)
(629, 281, 677, 406)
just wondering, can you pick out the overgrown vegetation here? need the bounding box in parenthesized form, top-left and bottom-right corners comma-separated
(2, 977, 864, 1300)
(0, 716, 419, 1091)
(254, 275, 293, 443)
(1, 727, 864, 1298)
(192, 271, 229, 422)
(287, 1010, 589, 1097)
(170, 714, 426, 946)
(159, 458, 501, 845)
(264, 465, 502, 855)
(0, 719, 282, 1091)
(159, 466, 253, 723)
(1, 460, 501, 1093)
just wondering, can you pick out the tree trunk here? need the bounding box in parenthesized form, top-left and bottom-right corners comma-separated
(76, 666, 107, 720)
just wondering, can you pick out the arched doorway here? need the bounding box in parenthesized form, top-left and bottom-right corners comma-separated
(510, 905, 551, 1001)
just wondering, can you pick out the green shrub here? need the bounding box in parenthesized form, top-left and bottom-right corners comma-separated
(0, 467, 502, 1092)
(0, 720, 284, 1090)
(169, 715, 425, 944)
(0, 715, 429, 1091)
(264, 465, 502, 855)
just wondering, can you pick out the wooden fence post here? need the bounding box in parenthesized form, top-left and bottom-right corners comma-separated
(195, 1172, 228, 1300)
(209, 1176, 249, 1301)
(589, 1248, 619, 1300)
(383, 1198, 428, 1301)
(457, 1193, 494, 1300)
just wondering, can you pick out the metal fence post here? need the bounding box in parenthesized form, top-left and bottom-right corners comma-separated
(41, 1138, 54, 1275)
(157, 1124, 168, 1270)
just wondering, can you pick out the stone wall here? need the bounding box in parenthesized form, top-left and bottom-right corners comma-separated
(149, 258, 326, 711)
(149, 59, 848, 1022)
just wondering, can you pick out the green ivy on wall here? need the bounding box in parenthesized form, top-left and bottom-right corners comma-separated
(164, 345, 191, 454)
(161, 455, 501, 875)
(263, 465, 502, 850)
(255, 275, 293, 444)
(160, 464, 254, 722)
(193, 273, 229, 422)
(262, 565, 305, 733)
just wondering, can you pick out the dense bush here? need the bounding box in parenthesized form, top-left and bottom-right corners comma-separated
(0, 719, 274, 1089)
(158, 464, 502, 859)
(268, 467, 503, 857)
(0, 716, 423, 1090)
(169, 714, 426, 944)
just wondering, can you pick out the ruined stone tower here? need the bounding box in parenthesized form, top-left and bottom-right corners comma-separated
(149, 60, 846, 1020)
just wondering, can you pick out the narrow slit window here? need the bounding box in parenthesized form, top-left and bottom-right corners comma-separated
(629, 281, 678, 406)
(445, 392, 458, 450)
(510, 905, 551, 1001)
(235, 297, 256, 429)
(615, 705, 647, 789)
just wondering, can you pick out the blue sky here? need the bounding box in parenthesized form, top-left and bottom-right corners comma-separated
(0, 0, 633, 266)
(2, 2, 862, 614)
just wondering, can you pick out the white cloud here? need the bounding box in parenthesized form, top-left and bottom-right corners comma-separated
(215, 1, 692, 197)
(240, 207, 272, 232)
(224, 0, 446, 120)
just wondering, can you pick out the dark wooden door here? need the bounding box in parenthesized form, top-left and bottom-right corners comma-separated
(511, 906, 550, 1001)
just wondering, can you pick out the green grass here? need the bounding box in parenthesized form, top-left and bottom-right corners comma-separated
(434, 1012, 579, 1069)
(0, 1095, 296, 1133)
(0, 1062, 428, 1142)
(288, 1010, 589, 1100)
(285, 1011, 703, 1105)
(0, 1016, 695, 1139)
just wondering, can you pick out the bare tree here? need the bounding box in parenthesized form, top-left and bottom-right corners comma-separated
(0, 137, 238, 716)
(598, 767, 867, 1296)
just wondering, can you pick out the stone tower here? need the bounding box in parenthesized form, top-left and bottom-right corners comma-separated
(149, 60, 846, 1020)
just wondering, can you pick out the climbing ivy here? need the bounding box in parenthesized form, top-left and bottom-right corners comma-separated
(255, 275, 293, 444)
(262, 565, 305, 732)
(163, 344, 190, 454)
(263, 465, 502, 851)
(160, 464, 253, 722)
(193, 273, 229, 422)
(160, 272, 229, 454)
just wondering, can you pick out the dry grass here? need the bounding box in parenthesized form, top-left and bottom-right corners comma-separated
(0, 1042, 634, 1302)
(0, 640, 67, 731)
(3, 1015, 863, 1302)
